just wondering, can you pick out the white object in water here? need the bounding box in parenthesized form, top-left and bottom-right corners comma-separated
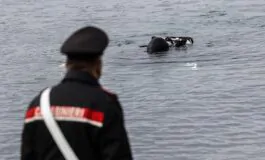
(166, 41, 173, 46)
(186, 40, 192, 45)
(171, 37, 181, 41)
(40, 88, 79, 160)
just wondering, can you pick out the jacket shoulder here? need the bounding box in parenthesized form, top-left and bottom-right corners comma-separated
(100, 87, 118, 100)
(26, 87, 54, 110)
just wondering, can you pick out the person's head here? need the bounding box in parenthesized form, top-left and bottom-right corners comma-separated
(60, 26, 109, 79)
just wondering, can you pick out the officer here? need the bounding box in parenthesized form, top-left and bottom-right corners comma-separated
(21, 26, 134, 160)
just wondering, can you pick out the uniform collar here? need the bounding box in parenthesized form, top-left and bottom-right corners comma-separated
(62, 69, 100, 86)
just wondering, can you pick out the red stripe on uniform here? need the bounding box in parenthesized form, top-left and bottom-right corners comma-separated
(91, 111, 104, 122)
(25, 107, 36, 119)
(25, 106, 104, 127)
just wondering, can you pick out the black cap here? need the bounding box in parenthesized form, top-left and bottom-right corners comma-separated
(60, 26, 109, 59)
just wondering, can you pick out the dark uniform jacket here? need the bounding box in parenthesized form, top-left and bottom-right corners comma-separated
(21, 70, 133, 160)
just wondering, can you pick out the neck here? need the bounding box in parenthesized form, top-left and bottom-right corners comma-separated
(67, 68, 100, 80)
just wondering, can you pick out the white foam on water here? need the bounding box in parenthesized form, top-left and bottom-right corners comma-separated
(185, 62, 198, 70)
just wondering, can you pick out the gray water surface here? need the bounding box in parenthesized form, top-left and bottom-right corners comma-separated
(1, 0, 265, 159)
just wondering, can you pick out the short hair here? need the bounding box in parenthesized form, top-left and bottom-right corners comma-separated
(65, 56, 101, 71)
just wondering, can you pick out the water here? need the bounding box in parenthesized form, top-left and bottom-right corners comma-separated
(1, 0, 265, 159)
